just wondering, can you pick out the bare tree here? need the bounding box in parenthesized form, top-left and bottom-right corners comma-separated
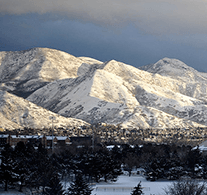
(164, 179, 207, 195)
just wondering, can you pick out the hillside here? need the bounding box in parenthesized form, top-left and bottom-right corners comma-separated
(1, 48, 207, 130)
(0, 90, 88, 130)
(27, 58, 207, 129)
(0, 48, 99, 98)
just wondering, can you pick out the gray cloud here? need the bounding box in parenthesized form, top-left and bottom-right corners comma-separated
(1, 0, 207, 34)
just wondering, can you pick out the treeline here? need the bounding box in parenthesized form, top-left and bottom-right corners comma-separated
(0, 142, 122, 193)
(111, 143, 206, 181)
(142, 143, 206, 181)
(0, 141, 207, 193)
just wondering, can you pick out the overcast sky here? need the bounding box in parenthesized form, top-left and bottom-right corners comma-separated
(0, 0, 207, 72)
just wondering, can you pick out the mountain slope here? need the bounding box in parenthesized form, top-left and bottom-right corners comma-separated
(139, 58, 207, 81)
(1, 47, 207, 130)
(0, 48, 100, 98)
(139, 58, 207, 102)
(0, 90, 88, 130)
(27, 59, 207, 129)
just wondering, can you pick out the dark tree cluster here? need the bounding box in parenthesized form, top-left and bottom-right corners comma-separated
(1, 139, 207, 194)
(0, 141, 122, 193)
(0, 142, 62, 194)
(57, 144, 122, 184)
(112, 142, 207, 181)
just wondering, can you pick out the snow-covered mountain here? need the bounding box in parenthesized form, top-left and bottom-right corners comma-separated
(0, 48, 99, 98)
(139, 58, 207, 102)
(0, 90, 89, 130)
(1, 48, 207, 130)
(27, 56, 207, 129)
(139, 58, 207, 82)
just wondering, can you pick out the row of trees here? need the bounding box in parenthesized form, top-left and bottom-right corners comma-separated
(0, 141, 122, 193)
(107, 143, 203, 179)
(142, 144, 206, 181)
(103, 142, 206, 181)
(1, 140, 207, 193)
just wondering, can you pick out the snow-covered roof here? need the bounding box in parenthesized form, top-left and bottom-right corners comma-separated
(10, 135, 43, 139)
(0, 134, 9, 138)
(197, 145, 207, 151)
(199, 140, 207, 147)
(193, 140, 207, 151)
(106, 145, 121, 150)
(46, 136, 68, 140)
(0, 134, 69, 141)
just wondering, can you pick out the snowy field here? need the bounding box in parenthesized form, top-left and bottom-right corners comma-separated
(0, 175, 173, 195)
(91, 175, 172, 195)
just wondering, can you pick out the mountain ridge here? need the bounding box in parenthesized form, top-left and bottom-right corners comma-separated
(0, 90, 89, 130)
(0, 48, 92, 97)
(1, 47, 207, 130)
(139, 57, 207, 83)
(27, 56, 207, 129)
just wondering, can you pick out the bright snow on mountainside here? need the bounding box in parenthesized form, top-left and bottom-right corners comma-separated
(0, 90, 89, 130)
(0, 48, 207, 130)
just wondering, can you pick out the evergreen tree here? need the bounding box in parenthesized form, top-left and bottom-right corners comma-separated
(25, 143, 55, 193)
(13, 141, 29, 192)
(186, 147, 202, 176)
(88, 153, 103, 182)
(97, 149, 122, 182)
(131, 181, 143, 195)
(45, 173, 64, 195)
(1, 144, 16, 191)
(101, 154, 122, 182)
(35, 154, 54, 193)
(67, 174, 92, 195)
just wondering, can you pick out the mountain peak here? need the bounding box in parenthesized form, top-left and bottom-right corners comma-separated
(1, 48, 207, 130)
(0, 47, 88, 97)
(156, 57, 194, 71)
(139, 57, 207, 83)
(140, 57, 194, 74)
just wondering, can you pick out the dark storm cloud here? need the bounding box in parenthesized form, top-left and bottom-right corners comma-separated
(1, 0, 207, 34)
(0, 1, 207, 73)
(0, 14, 207, 73)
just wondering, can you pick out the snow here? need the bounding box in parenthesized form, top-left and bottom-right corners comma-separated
(1, 47, 207, 130)
(27, 56, 207, 129)
(91, 175, 172, 195)
(106, 145, 121, 150)
(0, 175, 173, 195)
(78, 57, 103, 65)
(46, 136, 68, 140)
(0, 90, 89, 130)
(0, 190, 25, 195)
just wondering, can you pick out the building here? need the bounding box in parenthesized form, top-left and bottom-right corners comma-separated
(0, 134, 8, 146)
(0, 134, 92, 148)
(194, 140, 207, 153)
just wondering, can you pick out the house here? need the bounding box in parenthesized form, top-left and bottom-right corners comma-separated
(70, 136, 92, 145)
(0, 134, 92, 148)
(0, 134, 9, 146)
(7, 134, 43, 147)
(43, 135, 71, 147)
(194, 140, 207, 153)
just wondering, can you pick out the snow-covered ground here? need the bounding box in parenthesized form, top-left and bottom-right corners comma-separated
(91, 175, 172, 195)
(0, 175, 173, 195)
(0, 189, 24, 195)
